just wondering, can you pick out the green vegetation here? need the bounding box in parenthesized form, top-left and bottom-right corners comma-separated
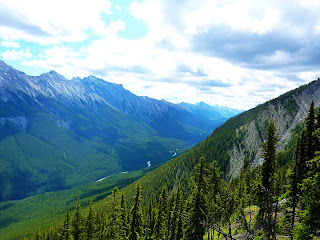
(0, 168, 153, 240)
(2, 77, 320, 239)
(0, 93, 194, 201)
(26, 102, 320, 240)
(256, 121, 277, 239)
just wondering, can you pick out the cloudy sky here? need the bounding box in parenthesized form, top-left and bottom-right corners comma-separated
(1, 0, 320, 110)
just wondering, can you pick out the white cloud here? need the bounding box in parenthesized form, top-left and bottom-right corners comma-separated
(8, 0, 320, 110)
(115, 5, 121, 11)
(1, 40, 20, 48)
(1, 49, 32, 60)
(0, 0, 112, 44)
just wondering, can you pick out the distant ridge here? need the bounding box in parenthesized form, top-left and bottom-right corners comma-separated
(0, 60, 238, 201)
(120, 77, 320, 202)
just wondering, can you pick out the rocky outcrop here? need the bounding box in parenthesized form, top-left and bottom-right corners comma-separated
(227, 79, 320, 178)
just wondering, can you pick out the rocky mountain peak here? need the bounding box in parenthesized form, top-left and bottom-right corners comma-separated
(0, 60, 18, 73)
(40, 70, 68, 81)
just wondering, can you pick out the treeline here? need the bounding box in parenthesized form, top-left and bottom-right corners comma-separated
(28, 102, 320, 240)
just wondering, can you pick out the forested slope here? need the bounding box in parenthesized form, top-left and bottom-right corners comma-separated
(28, 101, 320, 239)
(121, 78, 320, 202)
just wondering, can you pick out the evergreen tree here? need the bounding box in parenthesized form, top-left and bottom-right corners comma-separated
(60, 209, 71, 240)
(306, 101, 315, 161)
(72, 194, 84, 240)
(95, 211, 107, 240)
(284, 133, 307, 239)
(220, 182, 236, 239)
(272, 171, 282, 239)
(244, 165, 253, 230)
(120, 193, 128, 239)
(317, 107, 320, 130)
(168, 186, 182, 240)
(185, 156, 208, 240)
(166, 194, 175, 240)
(257, 121, 277, 239)
(234, 167, 251, 236)
(295, 129, 320, 239)
(315, 107, 320, 149)
(154, 186, 168, 239)
(105, 187, 122, 239)
(207, 160, 222, 240)
(175, 187, 184, 240)
(128, 182, 144, 240)
(86, 199, 95, 240)
(144, 194, 156, 240)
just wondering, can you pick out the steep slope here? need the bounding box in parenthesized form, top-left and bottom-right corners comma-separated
(121, 78, 320, 201)
(0, 60, 233, 201)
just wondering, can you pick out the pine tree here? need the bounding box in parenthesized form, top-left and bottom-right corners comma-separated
(95, 211, 107, 240)
(72, 194, 84, 240)
(272, 171, 283, 239)
(60, 209, 71, 240)
(315, 107, 320, 149)
(219, 181, 236, 239)
(185, 156, 208, 240)
(168, 186, 182, 240)
(86, 199, 95, 240)
(175, 187, 184, 240)
(285, 133, 307, 239)
(120, 193, 128, 239)
(144, 194, 156, 240)
(128, 182, 144, 240)
(207, 160, 222, 239)
(306, 101, 315, 161)
(105, 187, 122, 239)
(257, 121, 277, 239)
(154, 186, 168, 239)
(244, 165, 253, 230)
(295, 129, 320, 239)
(166, 194, 175, 240)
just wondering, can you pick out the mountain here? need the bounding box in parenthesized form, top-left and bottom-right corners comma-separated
(179, 102, 224, 120)
(179, 102, 242, 120)
(212, 104, 243, 118)
(0, 60, 235, 201)
(120, 77, 320, 201)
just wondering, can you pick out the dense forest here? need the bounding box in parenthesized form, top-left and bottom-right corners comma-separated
(27, 102, 320, 240)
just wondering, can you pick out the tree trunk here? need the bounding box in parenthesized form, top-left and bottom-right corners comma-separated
(228, 219, 232, 239)
(290, 204, 296, 240)
(240, 209, 249, 233)
(248, 204, 252, 230)
(273, 201, 278, 240)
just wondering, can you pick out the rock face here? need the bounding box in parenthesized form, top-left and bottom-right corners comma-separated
(126, 78, 320, 207)
(0, 60, 229, 138)
(0, 60, 235, 201)
(227, 79, 320, 177)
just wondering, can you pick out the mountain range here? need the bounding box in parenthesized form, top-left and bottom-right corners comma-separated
(0, 60, 239, 201)
(0, 60, 319, 239)
(179, 101, 241, 120)
(120, 77, 320, 203)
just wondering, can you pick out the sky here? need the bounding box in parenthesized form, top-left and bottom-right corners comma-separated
(1, 0, 320, 110)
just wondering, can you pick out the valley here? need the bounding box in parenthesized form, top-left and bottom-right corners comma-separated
(1, 1, 320, 239)
(0, 60, 236, 202)
(1, 62, 320, 239)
